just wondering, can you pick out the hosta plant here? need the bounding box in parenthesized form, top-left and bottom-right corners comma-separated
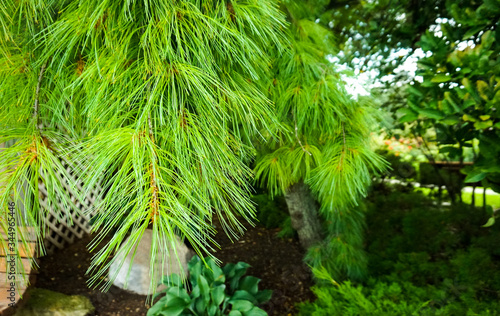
(147, 256, 272, 316)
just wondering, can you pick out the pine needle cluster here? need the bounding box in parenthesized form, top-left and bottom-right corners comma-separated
(1, 0, 286, 295)
(254, 1, 387, 281)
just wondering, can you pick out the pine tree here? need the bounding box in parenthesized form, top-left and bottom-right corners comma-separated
(254, 1, 387, 281)
(0, 0, 286, 293)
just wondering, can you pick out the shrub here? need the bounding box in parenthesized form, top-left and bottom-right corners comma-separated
(298, 271, 500, 316)
(148, 256, 272, 316)
(300, 186, 500, 315)
(252, 194, 296, 238)
(251, 194, 289, 229)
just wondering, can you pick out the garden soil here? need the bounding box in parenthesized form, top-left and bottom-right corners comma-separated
(25, 217, 314, 316)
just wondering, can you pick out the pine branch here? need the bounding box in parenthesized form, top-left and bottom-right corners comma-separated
(33, 62, 48, 132)
(293, 111, 312, 156)
(148, 112, 159, 223)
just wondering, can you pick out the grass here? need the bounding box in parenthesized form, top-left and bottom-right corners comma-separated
(414, 186, 500, 209)
(462, 189, 500, 209)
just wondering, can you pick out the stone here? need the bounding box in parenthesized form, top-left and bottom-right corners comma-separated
(14, 288, 94, 316)
(108, 229, 194, 295)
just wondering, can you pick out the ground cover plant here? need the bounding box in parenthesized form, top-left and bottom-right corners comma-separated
(298, 183, 500, 315)
(148, 256, 271, 316)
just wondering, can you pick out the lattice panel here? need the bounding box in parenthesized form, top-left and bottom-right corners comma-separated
(38, 156, 102, 255)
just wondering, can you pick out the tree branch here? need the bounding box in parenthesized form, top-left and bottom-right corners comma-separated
(33, 62, 48, 132)
(293, 110, 312, 156)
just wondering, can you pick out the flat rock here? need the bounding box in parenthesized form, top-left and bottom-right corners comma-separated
(109, 229, 194, 295)
(14, 288, 94, 316)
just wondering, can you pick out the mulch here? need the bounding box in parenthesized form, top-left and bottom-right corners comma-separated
(18, 217, 315, 316)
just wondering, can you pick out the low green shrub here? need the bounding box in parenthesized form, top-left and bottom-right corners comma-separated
(251, 194, 289, 229)
(298, 267, 500, 316)
(148, 256, 272, 316)
(299, 185, 500, 315)
(251, 194, 296, 238)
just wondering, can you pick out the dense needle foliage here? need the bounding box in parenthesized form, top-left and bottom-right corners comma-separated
(254, 0, 386, 281)
(0, 0, 286, 294)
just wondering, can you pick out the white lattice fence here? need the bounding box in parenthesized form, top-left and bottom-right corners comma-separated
(38, 156, 102, 255)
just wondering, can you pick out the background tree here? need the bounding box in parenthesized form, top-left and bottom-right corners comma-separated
(404, 2, 500, 198)
(319, 0, 500, 202)
(254, 0, 387, 281)
(0, 0, 286, 294)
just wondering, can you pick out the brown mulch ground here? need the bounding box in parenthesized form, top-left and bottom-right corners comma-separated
(19, 218, 315, 316)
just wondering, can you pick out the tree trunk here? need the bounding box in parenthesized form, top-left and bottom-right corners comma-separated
(284, 181, 323, 249)
(472, 185, 476, 207)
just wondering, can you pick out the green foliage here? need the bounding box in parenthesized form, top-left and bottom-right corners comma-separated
(0, 0, 288, 294)
(147, 256, 271, 316)
(318, 0, 448, 76)
(320, 0, 500, 201)
(376, 149, 417, 181)
(299, 276, 500, 316)
(251, 194, 289, 230)
(305, 206, 368, 282)
(299, 185, 500, 315)
(391, 1, 500, 196)
(251, 194, 296, 238)
(253, 0, 386, 283)
(254, 0, 387, 208)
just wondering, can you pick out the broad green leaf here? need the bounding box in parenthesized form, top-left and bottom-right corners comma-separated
(462, 77, 473, 92)
(400, 114, 418, 123)
(482, 217, 495, 228)
(431, 74, 451, 83)
(207, 305, 217, 316)
(463, 25, 484, 39)
(160, 297, 188, 316)
(162, 273, 182, 287)
(397, 108, 418, 116)
(229, 262, 251, 290)
(442, 116, 460, 125)
(232, 290, 257, 304)
(188, 256, 202, 284)
(477, 80, 489, 100)
(223, 263, 236, 279)
(198, 275, 210, 303)
(474, 120, 493, 129)
(195, 297, 207, 314)
(444, 92, 460, 113)
(254, 290, 273, 304)
(464, 171, 487, 183)
(238, 276, 261, 295)
(245, 307, 268, 316)
(462, 98, 476, 110)
(407, 86, 424, 98)
(208, 260, 225, 284)
(147, 297, 169, 316)
(229, 300, 254, 312)
(229, 311, 243, 316)
(480, 30, 495, 50)
(166, 287, 190, 303)
(462, 114, 477, 122)
(398, 108, 419, 123)
(211, 284, 226, 306)
(479, 115, 491, 120)
(418, 109, 445, 120)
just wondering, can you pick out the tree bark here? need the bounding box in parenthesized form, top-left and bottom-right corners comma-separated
(284, 181, 323, 249)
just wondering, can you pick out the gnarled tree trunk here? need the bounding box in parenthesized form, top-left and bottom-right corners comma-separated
(284, 181, 323, 249)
